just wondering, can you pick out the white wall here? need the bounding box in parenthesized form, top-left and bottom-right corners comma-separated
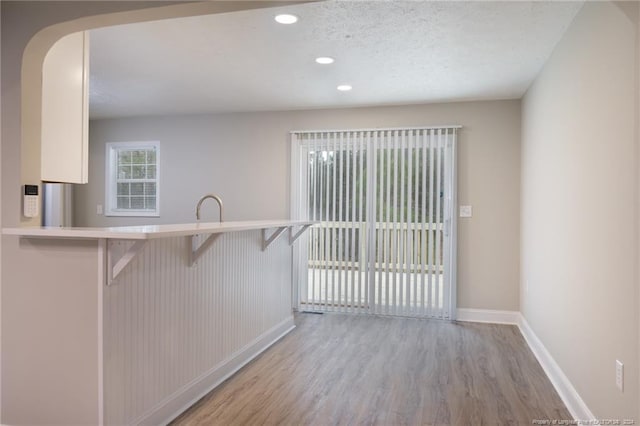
(79, 100, 522, 312)
(521, 1, 638, 419)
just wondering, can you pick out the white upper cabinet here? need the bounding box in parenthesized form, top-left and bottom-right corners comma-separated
(41, 31, 89, 183)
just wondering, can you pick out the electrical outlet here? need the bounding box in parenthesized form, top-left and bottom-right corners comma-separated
(459, 205, 472, 218)
(616, 360, 624, 391)
(96, 204, 103, 215)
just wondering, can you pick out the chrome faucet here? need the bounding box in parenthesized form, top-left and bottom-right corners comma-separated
(196, 194, 223, 222)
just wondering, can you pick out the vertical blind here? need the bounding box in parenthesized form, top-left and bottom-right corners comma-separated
(291, 127, 458, 320)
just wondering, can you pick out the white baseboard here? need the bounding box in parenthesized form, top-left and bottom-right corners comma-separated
(134, 316, 296, 425)
(456, 308, 594, 422)
(456, 308, 520, 324)
(517, 314, 595, 422)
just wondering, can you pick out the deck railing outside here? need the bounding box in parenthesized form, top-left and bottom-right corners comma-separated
(306, 221, 444, 273)
(302, 221, 446, 313)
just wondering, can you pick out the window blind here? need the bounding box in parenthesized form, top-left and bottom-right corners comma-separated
(291, 127, 458, 320)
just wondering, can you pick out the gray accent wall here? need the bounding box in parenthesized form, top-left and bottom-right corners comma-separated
(79, 100, 522, 312)
(521, 1, 639, 419)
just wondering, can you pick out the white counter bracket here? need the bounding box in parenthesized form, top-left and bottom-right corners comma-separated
(189, 233, 222, 267)
(189, 224, 313, 259)
(289, 224, 312, 245)
(107, 240, 148, 285)
(262, 227, 287, 251)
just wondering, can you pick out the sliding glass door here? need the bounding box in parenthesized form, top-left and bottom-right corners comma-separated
(291, 127, 458, 320)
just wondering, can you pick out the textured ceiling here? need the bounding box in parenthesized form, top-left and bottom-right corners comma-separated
(89, 1, 583, 119)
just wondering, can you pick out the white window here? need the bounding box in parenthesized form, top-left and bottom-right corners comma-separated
(105, 141, 160, 217)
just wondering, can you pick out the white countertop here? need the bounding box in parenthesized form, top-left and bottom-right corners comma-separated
(3, 220, 315, 240)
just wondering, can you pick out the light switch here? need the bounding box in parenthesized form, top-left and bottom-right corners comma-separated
(459, 205, 472, 218)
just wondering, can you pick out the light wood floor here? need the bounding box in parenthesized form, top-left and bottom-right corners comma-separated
(172, 313, 571, 425)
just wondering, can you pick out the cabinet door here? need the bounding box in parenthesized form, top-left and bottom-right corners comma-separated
(41, 31, 89, 184)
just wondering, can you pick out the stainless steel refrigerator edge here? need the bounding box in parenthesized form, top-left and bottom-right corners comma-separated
(43, 183, 73, 227)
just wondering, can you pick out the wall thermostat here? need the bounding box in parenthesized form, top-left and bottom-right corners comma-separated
(23, 184, 39, 218)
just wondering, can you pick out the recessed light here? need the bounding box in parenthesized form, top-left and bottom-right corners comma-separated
(315, 56, 335, 65)
(275, 14, 298, 24)
(337, 84, 352, 91)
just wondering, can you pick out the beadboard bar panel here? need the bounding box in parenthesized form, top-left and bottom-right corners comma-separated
(103, 230, 293, 425)
(140, 318, 295, 426)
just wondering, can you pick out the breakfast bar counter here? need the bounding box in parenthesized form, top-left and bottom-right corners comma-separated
(2, 220, 313, 425)
(3, 219, 314, 240)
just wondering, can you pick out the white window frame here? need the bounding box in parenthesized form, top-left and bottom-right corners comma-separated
(105, 141, 160, 217)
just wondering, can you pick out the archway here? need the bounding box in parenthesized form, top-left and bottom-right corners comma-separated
(18, 0, 311, 226)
